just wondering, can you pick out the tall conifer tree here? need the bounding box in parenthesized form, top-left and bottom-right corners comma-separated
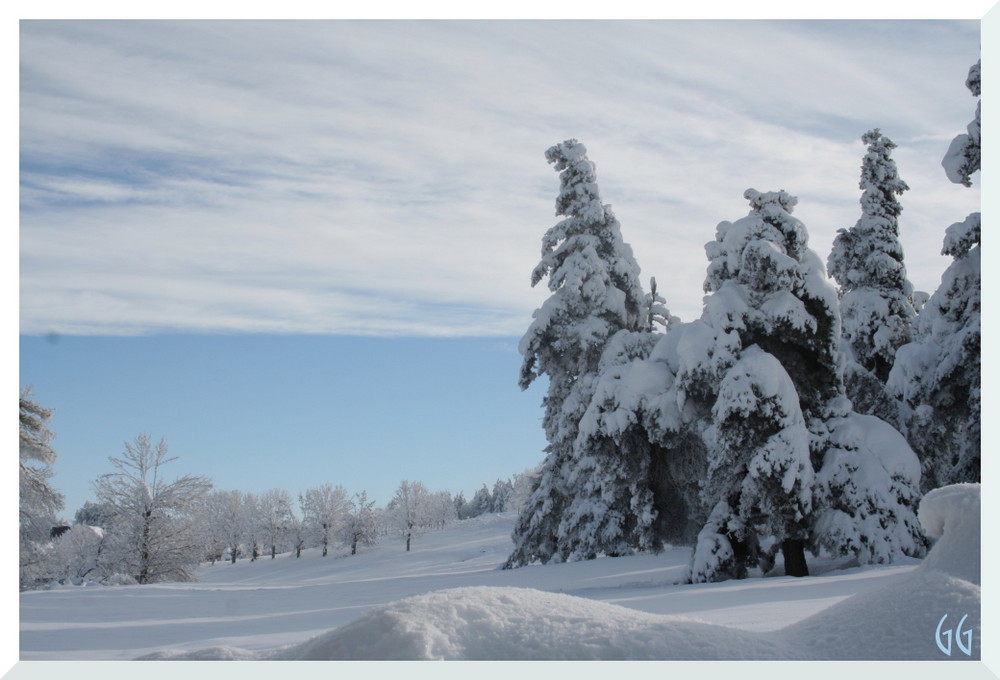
(506, 140, 647, 567)
(828, 130, 917, 424)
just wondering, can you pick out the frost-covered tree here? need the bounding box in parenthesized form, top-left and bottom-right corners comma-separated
(289, 514, 308, 559)
(389, 480, 431, 551)
(426, 490, 456, 529)
(74, 501, 116, 529)
(243, 492, 263, 561)
(466, 485, 493, 518)
(43, 524, 107, 585)
(201, 490, 249, 564)
(644, 277, 676, 332)
(341, 491, 378, 555)
(490, 479, 514, 513)
(19, 388, 65, 589)
(888, 60, 981, 491)
(300, 483, 349, 557)
(508, 466, 541, 515)
(506, 139, 648, 568)
(828, 130, 917, 424)
(93, 435, 212, 584)
(258, 488, 295, 559)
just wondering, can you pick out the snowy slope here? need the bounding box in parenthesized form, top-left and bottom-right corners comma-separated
(20, 485, 980, 662)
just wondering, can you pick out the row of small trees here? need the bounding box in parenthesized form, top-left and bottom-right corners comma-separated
(19, 403, 529, 589)
(506, 59, 980, 582)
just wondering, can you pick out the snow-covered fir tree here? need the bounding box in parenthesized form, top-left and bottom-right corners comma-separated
(561, 329, 665, 560)
(505, 140, 648, 568)
(690, 189, 923, 581)
(690, 347, 813, 582)
(828, 130, 917, 425)
(942, 59, 981, 187)
(691, 189, 836, 579)
(490, 478, 515, 513)
(888, 61, 981, 491)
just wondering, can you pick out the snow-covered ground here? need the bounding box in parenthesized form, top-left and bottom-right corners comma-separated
(17, 485, 982, 666)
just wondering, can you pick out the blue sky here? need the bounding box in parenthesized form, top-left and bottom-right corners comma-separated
(20, 334, 548, 513)
(17, 17, 984, 518)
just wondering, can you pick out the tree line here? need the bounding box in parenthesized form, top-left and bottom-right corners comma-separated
(19, 404, 535, 590)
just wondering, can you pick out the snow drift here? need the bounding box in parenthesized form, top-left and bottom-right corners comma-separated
(142, 483, 980, 661)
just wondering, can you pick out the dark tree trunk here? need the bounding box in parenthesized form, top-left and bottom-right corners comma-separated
(271, 545, 276, 559)
(782, 538, 809, 577)
(351, 535, 358, 555)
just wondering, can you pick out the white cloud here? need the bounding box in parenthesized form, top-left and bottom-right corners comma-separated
(19, 20, 981, 336)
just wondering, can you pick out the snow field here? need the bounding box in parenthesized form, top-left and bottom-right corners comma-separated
(20, 485, 981, 664)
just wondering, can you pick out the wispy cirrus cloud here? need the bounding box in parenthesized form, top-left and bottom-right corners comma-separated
(20, 20, 981, 336)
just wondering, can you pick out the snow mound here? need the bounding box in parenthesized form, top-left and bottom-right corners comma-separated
(143, 484, 980, 661)
(146, 587, 793, 661)
(917, 483, 981, 585)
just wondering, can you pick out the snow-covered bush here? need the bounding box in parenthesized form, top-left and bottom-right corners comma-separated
(812, 412, 926, 563)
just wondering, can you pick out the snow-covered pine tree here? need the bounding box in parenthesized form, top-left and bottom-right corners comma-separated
(888, 60, 981, 491)
(467, 485, 493, 518)
(942, 59, 981, 187)
(692, 189, 923, 580)
(828, 130, 917, 425)
(560, 329, 663, 560)
(505, 140, 647, 568)
(691, 190, 834, 580)
(490, 479, 514, 513)
(644, 277, 676, 332)
(690, 347, 813, 582)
